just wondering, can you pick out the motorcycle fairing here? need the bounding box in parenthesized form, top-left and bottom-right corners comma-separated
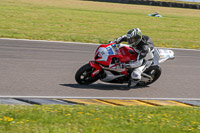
(95, 43, 138, 66)
(89, 61, 102, 78)
(94, 43, 119, 66)
(118, 46, 138, 62)
(94, 43, 138, 76)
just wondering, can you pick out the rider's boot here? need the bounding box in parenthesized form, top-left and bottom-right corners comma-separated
(128, 79, 139, 88)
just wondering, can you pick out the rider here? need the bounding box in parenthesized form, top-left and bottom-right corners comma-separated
(112, 28, 154, 87)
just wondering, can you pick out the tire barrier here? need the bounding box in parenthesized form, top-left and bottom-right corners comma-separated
(89, 0, 200, 9)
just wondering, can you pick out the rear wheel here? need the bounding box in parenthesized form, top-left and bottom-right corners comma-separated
(75, 64, 99, 85)
(138, 66, 161, 86)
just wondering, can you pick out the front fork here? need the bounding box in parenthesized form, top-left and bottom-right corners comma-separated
(89, 61, 102, 78)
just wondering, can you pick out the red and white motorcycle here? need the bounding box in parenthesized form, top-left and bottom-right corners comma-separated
(75, 43, 174, 87)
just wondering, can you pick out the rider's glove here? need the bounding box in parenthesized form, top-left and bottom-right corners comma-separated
(109, 39, 117, 44)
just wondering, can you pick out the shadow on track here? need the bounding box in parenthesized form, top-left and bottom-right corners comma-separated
(60, 83, 149, 90)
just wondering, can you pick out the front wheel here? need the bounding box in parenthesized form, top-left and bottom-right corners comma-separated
(75, 64, 99, 85)
(138, 66, 162, 86)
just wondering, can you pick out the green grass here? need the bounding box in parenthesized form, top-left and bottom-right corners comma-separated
(0, 105, 200, 133)
(0, 0, 200, 49)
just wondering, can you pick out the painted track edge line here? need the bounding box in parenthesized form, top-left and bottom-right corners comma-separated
(0, 38, 100, 45)
(0, 96, 200, 101)
(0, 38, 199, 51)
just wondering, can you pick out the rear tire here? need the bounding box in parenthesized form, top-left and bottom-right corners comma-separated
(138, 66, 161, 86)
(75, 64, 99, 85)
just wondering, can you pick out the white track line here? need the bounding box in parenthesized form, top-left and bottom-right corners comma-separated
(0, 45, 93, 53)
(0, 96, 200, 101)
(0, 38, 199, 51)
(0, 38, 100, 45)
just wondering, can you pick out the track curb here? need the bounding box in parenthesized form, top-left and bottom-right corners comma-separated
(0, 98, 199, 106)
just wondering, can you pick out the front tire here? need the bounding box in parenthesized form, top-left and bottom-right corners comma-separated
(138, 66, 161, 86)
(75, 64, 99, 85)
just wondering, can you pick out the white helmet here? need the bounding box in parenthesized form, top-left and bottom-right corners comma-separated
(127, 28, 142, 46)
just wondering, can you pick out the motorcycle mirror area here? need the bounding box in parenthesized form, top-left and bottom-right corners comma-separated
(128, 49, 134, 54)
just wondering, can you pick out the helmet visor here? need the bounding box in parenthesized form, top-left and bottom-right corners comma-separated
(128, 35, 142, 46)
(128, 38, 136, 45)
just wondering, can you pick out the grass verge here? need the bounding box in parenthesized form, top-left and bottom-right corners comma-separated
(0, 105, 200, 133)
(0, 0, 200, 49)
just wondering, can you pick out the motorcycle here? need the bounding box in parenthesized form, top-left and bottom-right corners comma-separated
(75, 43, 175, 87)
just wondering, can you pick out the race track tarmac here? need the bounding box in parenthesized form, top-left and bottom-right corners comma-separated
(0, 39, 200, 99)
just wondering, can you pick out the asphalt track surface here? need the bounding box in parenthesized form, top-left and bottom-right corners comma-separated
(0, 39, 200, 99)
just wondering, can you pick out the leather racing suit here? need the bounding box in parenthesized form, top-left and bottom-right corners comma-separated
(114, 35, 154, 81)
